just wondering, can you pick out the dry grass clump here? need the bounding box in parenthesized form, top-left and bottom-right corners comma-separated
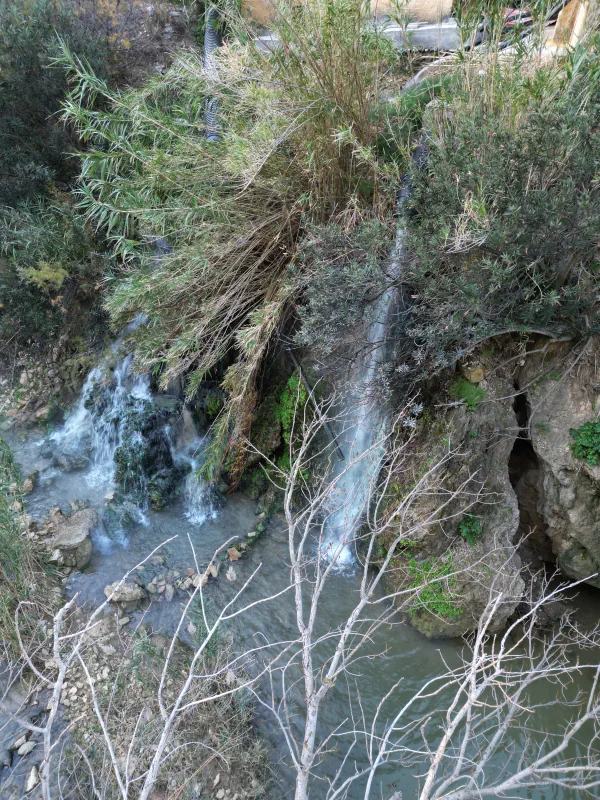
(55, 620, 270, 799)
(0, 440, 58, 658)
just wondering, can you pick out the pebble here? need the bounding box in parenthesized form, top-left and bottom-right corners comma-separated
(17, 741, 36, 757)
(25, 765, 40, 794)
(11, 735, 27, 751)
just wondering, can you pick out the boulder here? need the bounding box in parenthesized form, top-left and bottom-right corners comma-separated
(104, 581, 146, 605)
(51, 508, 96, 569)
(54, 453, 89, 473)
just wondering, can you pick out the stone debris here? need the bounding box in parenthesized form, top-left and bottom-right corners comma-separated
(24, 765, 40, 794)
(226, 566, 237, 582)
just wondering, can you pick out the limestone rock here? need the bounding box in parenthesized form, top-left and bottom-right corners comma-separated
(227, 547, 241, 561)
(51, 508, 96, 569)
(18, 741, 36, 756)
(521, 339, 600, 588)
(394, 371, 523, 638)
(104, 581, 146, 604)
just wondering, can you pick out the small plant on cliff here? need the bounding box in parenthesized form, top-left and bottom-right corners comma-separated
(569, 420, 600, 467)
(449, 378, 486, 412)
(409, 556, 462, 620)
(457, 514, 483, 546)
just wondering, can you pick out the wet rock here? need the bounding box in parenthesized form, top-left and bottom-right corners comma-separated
(18, 741, 36, 757)
(34, 406, 52, 422)
(104, 581, 146, 605)
(24, 766, 40, 794)
(164, 584, 174, 601)
(226, 566, 237, 582)
(53, 452, 89, 473)
(21, 474, 36, 494)
(50, 508, 96, 569)
(392, 370, 523, 639)
(39, 442, 55, 460)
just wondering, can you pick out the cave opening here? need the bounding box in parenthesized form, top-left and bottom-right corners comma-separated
(508, 389, 555, 568)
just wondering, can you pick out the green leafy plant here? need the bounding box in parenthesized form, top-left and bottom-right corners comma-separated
(0, 200, 108, 351)
(570, 420, 600, 466)
(409, 556, 462, 620)
(449, 378, 486, 411)
(457, 514, 483, 546)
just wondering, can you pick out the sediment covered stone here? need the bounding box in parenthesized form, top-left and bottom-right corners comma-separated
(50, 508, 96, 569)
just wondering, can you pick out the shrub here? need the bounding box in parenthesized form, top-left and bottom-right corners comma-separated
(569, 420, 600, 467)
(457, 514, 483, 546)
(295, 219, 393, 356)
(449, 377, 486, 412)
(0, 440, 53, 656)
(0, 0, 109, 205)
(403, 37, 600, 380)
(0, 200, 108, 351)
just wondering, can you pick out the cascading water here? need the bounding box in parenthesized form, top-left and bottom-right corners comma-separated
(50, 328, 152, 492)
(322, 222, 407, 565)
(167, 409, 217, 525)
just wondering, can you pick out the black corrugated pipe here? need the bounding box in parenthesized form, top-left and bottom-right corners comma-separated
(204, 5, 221, 142)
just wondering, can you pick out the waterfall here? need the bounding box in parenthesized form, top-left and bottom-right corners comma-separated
(168, 409, 217, 525)
(50, 321, 151, 491)
(322, 222, 407, 565)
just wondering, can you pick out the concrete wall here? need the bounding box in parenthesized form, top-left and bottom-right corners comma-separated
(242, 0, 454, 27)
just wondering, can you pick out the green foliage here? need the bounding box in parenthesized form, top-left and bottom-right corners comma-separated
(205, 393, 224, 419)
(295, 220, 393, 356)
(569, 420, 600, 467)
(0, 200, 107, 349)
(0, 0, 109, 205)
(449, 378, 486, 411)
(457, 514, 483, 546)
(404, 38, 600, 380)
(409, 556, 462, 620)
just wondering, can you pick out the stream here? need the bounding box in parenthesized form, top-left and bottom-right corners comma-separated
(6, 339, 599, 799)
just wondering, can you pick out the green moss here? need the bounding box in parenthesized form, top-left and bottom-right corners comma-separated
(535, 421, 550, 435)
(457, 514, 483, 546)
(205, 394, 223, 419)
(449, 378, 486, 411)
(409, 556, 462, 620)
(570, 420, 600, 466)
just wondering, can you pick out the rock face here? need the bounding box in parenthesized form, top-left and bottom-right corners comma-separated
(521, 339, 600, 588)
(48, 508, 96, 569)
(386, 371, 524, 639)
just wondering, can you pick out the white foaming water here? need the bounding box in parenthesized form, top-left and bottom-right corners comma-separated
(168, 409, 218, 526)
(50, 323, 152, 492)
(323, 223, 407, 566)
